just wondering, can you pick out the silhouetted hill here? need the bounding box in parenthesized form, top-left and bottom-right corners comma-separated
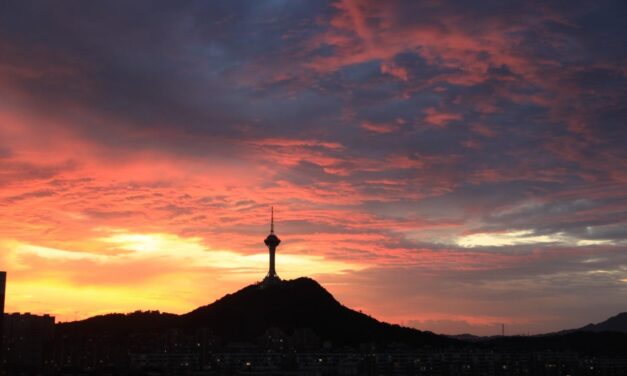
(578, 312, 627, 333)
(181, 277, 453, 347)
(56, 277, 455, 348)
(57, 310, 177, 336)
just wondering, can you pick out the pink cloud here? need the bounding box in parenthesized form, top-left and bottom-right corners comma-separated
(360, 121, 398, 133)
(423, 107, 462, 127)
(380, 61, 409, 81)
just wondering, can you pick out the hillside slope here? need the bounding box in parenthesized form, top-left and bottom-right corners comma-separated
(57, 277, 455, 348)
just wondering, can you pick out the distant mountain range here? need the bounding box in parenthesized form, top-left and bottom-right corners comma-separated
(577, 312, 627, 333)
(450, 312, 627, 342)
(447, 311, 627, 355)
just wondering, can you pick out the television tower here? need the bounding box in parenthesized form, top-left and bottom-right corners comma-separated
(262, 207, 281, 286)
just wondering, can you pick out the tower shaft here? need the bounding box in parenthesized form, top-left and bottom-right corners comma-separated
(268, 246, 277, 277)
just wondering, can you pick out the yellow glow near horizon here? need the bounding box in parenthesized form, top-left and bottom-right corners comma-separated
(2, 230, 365, 321)
(6, 279, 189, 321)
(98, 230, 363, 275)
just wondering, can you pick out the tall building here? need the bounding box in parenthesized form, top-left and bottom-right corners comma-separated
(0, 271, 5, 375)
(0, 271, 5, 343)
(262, 207, 282, 286)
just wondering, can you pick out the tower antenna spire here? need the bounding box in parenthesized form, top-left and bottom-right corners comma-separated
(271, 206, 274, 233)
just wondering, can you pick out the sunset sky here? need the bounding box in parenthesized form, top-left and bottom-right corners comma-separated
(0, 0, 626, 335)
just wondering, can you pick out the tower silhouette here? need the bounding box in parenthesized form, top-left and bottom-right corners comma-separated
(262, 207, 281, 286)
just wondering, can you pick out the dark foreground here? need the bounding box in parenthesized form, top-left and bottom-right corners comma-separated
(5, 346, 627, 376)
(4, 278, 627, 375)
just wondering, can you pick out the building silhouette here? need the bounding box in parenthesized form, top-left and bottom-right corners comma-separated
(3, 312, 55, 373)
(0, 272, 5, 338)
(0, 271, 4, 373)
(262, 207, 282, 286)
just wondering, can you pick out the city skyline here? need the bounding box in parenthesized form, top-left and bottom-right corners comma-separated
(0, 1, 626, 336)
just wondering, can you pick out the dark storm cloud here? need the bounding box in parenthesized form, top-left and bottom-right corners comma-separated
(0, 0, 337, 151)
(1, 0, 625, 162)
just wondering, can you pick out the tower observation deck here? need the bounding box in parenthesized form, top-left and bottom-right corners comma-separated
(262, 207, 281, 286)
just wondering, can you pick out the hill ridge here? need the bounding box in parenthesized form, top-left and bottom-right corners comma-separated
(57, 277, 454, 348)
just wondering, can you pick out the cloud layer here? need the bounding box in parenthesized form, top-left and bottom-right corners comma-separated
(0, 0, 625, 335)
